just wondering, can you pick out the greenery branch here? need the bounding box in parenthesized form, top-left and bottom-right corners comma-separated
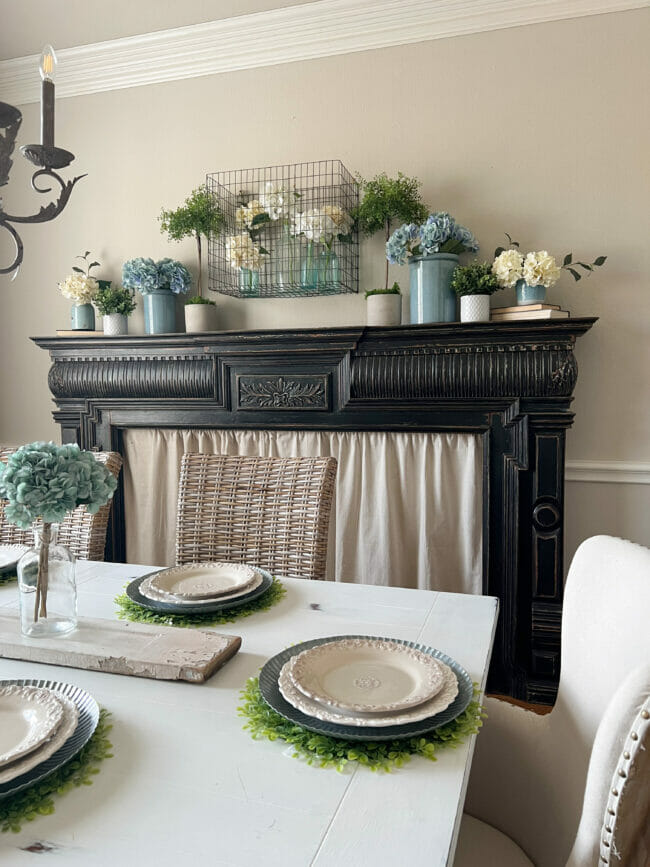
(354, 172, 428, 290)
(159, 185, 225, 297)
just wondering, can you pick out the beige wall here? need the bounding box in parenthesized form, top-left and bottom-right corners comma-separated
(1, 8, 648, 558)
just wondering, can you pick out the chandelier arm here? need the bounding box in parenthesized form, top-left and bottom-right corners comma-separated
(0, 219, 24, 275)
(1, 170, 86, 225)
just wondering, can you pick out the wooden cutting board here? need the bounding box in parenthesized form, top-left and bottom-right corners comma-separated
(0, 613, 241, 683)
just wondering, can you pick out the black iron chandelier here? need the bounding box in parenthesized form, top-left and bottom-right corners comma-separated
(0, 45, 84, 277)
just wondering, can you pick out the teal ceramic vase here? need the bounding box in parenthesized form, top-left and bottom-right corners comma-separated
(516, 280, 546, 305)
(70, 303, 95, 330)
(143, 289, 176, 334)
(409, 253, 458, 324)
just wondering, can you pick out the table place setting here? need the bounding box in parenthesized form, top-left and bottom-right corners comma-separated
(116, 561, 286, 628)
(0, 679, 113, 834)
(240, 634, 484, 772)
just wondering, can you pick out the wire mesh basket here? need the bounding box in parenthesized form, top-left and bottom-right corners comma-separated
(206, 160, 359, 298)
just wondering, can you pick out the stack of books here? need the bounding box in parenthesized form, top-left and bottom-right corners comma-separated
(490, 303, 569, 321)
(55, 330, 105, 336)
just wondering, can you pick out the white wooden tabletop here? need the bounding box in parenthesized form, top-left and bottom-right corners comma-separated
(0, 562, 498, 867)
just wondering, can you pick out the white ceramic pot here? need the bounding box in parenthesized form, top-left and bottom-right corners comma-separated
(460, 295, 491, 323)
(102, 313, 128, 335)
(366, 293, 402, 327)
(185, 303, 218, 333)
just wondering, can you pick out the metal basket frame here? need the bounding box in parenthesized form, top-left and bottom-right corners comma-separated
(207, 159, 359, 298)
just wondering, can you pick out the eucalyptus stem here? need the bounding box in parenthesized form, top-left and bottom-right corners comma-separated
(34, 521, 51, 622)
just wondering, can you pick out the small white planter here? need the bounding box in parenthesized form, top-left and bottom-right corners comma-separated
(102, 313, 128, 335)
(185, 303, 218, 333)
(460, 295, 491, 323)
(366, 293, 402, 327)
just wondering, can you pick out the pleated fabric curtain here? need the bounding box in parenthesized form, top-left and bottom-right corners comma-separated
(123, 429, 482, 593)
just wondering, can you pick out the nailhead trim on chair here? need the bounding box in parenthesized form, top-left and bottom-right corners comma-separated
(599, 694, 650, 864)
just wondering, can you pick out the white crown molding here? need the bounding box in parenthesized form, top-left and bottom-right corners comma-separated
(566, 460, 650, 484)
(0, 0, 646, 105)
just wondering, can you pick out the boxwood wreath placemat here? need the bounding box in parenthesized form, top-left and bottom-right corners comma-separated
(238, 677, 485, 772)
(0, 710, 113, 834)
(115, 576, 286, 628)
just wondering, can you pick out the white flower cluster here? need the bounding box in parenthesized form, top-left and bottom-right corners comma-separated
(58, 273, 99, 304)
(523, 250, 561, 289)
(492, 248, 561, 289)
(492, 249, 524, 288)
(235, 199, 267, 229)
(258, 182, 287, 221)
(225, 233, 262, 271)
(291, 205, 352, 245)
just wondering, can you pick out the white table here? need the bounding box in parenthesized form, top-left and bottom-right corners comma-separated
(0, 563, 498, 867)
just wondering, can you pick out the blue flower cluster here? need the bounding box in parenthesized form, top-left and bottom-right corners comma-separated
(0, 442, 118, 529)
(122, 258, 191, 295)
(386, 223, 421, 265)
(386, 212, 479, 264)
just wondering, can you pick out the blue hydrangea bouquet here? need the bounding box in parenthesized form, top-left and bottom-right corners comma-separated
(122, 257, 191, 295)
(386, 212, 479, 265)
(0, 443, 117, 624)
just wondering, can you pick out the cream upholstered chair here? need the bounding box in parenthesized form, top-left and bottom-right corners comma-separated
(455, 536, 650, 867)
(175, 453, 337, 580)
(0, 447, 122, 561)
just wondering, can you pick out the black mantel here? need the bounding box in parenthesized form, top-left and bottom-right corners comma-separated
(34, 318, 597, 704)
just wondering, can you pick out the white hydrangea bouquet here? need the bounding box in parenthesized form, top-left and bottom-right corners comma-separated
(58, 251, 101, 304)
(492, 233, 606, 291)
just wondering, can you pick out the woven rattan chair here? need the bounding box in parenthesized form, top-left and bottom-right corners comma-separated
(0, 447, 122, 561)
(175, 453, 337, 580)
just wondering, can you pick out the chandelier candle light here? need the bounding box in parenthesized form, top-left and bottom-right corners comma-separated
(0, 45, 84, 277)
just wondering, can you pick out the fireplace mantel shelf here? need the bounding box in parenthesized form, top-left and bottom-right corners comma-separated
(34, 318, 597, 704)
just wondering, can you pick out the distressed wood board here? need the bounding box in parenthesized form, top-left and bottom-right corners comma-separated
(0, 613, 241, 683)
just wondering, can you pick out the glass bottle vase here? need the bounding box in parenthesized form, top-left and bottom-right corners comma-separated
(239, 268, 260, 297)
(300, 240, 318, 291)
(317, 248, 340, 293)
(17, 523, 77, 638)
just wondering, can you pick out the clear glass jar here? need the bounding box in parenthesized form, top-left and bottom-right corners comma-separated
(239, 267, 260, 297)
(17, 523, 77, 638)
(300, 240, 318, 291)
(318, 247, 340, 293)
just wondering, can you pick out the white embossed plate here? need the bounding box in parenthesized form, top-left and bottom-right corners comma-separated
(140, 568, 263, 605)
(289, 637, 445, 713)
(147, 562, 258, 599)
(0, 685, 64, 767)
(279, 658, 459, 726)
(0, 544, 29, 573)
(0, 691, 78, 784)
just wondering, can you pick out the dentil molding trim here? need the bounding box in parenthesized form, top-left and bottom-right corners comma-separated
(0, 0, 645, 105)
(565, 461, 650, 484)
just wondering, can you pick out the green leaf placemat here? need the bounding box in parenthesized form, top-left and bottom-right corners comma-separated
(0, 709, 113, 834)
(115, 577, 286, 628)
(0, 572, 17, 586)
(238, 677, 485, 772)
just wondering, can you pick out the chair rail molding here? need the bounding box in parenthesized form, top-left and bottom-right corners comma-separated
(565, 460, 650, 484)
(0, 0, 645, 104)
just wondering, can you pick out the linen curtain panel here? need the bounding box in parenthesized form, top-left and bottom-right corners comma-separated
(123, 429, 482, 593)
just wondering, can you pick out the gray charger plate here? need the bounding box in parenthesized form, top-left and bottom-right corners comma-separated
(126, 568, 273, 615)
(0, 679, 99, 800)
(259, 635, 474, 741)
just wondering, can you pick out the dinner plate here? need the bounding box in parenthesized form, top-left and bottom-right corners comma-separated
(288, 637, 445, 713)
(259, 635, 474, 741)
(140, 569, 264, 606)
(0, 679, 99, 800)
(125, 568, 273, 615)
(147, 562, 259, 600)
(0, 544, 29, 574)
(0, 685, 65, 768)
(279, 658, 458, 726)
